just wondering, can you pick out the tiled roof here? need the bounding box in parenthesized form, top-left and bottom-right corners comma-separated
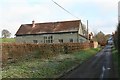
(15, 20, 81, 36)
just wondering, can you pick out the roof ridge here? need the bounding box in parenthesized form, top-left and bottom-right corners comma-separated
(22, 19, 80, 25)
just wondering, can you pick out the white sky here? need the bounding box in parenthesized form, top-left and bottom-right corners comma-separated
(0, 0, 119, 37)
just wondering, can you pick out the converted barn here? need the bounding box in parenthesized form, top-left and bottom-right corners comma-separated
(15, 20, 88, 43)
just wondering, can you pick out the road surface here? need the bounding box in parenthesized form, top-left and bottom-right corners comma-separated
(61, 44, 118, 79)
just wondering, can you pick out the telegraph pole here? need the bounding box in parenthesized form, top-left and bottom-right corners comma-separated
(87, 20, 89, 40)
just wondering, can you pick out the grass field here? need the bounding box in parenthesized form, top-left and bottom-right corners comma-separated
(2, 48, 101, 78)
(0, 38, 15, 43)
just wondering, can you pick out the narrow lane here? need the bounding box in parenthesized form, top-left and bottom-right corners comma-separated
(61, 44, 118, 79)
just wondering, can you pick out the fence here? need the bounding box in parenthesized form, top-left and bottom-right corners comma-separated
(1, 42, 90, 66)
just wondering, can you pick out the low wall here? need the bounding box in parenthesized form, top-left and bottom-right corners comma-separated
(1, 42, 90, 66)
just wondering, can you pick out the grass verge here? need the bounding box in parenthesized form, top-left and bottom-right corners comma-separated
(112, 47, 120, 79)
(2, 48, 101, 78)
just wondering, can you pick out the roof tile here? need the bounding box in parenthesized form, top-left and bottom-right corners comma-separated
(16, 20, 81, 35)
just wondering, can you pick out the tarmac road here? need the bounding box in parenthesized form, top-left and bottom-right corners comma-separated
(61, 44, 118, 79)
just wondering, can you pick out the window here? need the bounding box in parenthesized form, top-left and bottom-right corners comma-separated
(59, 39, 63, 43)
(44, 36, 47, 43)
(80, 39, 83, 43)
(33, 40, 38, 43)
(44, 36, 53, 43)
(70, 39, 73, 42)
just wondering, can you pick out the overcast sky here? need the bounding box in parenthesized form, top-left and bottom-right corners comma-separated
(0, 0, 119, 37)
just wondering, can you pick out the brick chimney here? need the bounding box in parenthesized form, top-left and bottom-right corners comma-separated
(32, 20, 35, 28)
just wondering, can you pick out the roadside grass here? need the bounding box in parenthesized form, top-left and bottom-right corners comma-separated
(112, 47, 120, 79)
(0, 38, 15, 43)
(2, 48, 101, 78)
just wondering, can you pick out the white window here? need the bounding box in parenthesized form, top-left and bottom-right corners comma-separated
(44, 36, 53, 43)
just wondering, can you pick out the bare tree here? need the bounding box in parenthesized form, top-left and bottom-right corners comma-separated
(2, 29, 11, 38)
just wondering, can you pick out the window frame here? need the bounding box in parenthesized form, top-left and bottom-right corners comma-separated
(69, 38, 73, 42)
(59, 39, 63, 43)
(33, 40, 38, 43)
(44, 35, 53, 43)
